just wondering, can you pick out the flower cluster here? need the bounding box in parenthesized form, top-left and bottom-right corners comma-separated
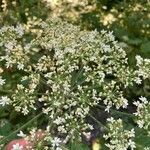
(134, 97, 150, 136)
(0, 25, 29, 69)
(135, 55, 150, 80)
(104, 118, 136, 150)
(0, 18, 150, 149)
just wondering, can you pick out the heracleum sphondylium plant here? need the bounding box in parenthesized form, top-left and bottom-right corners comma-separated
(0, 18, 150, 149)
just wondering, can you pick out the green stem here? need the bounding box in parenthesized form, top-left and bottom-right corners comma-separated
(71, 67, 84, 87)
(0, 112, 43, 145)
(88, 113, 108, 131)
(61, 145, 69, 150)
(97, 105, 134, 118)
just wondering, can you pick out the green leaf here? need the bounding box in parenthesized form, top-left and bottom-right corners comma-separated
(68, 142, 90, 150)
(140, 41, 150, 58)
(135, 128, 150, 150)
(127, 38, 142, 46)
(0, 119, 12, 136)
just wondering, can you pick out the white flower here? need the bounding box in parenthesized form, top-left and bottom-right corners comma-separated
(129, 129, 135, 137)
(17, 63, 24, 70)
(53, 117, 65, 125)
(17, 131, 26, 138)
(128, 139, 136, 150)
(51, 137, 61, 147)
(137, 120, 144, 128)
(0, 96, 11, 106)
(107, 117, 115, 122)
(38, 97, 45, 102)
(12, 143, 23, 150)
(4, 41, 14, 50)
(22, 106, 29, 115)
(105, 105, 111, 112)
(101, 43, 112, 52)
(139, 96, 148, 104)
(136, 55, 143, 66)
(134, 77, 142, 84)
(0, 76, 5, 85)
(15, 24, 24, 36)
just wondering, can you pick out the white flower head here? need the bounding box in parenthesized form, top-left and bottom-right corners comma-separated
(22, 106, 29, 115)
(17, 131, 26, 138)
(51, 137, 61, 147)
(15, 24, 24, 37)
(136, 55, 143, 66)
(139, 96, 148, 104)
(0, 96, 11, 106)
(17, 63, 24, 70)
(128, 139, 136, 150)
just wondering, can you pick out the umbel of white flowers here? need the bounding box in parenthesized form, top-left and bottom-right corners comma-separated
(0, 18, 150, 150)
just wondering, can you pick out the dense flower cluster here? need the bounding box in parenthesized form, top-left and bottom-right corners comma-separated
(0, 18, 150, 149)
(0, 25, 28, 69)
(104, 118, 136, 150)
(135, 55, 150, 80)
(134, 97, 150, 136)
